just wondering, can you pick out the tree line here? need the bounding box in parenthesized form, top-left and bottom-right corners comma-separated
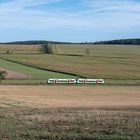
(0, 39, 140, 45)
(0, 40, 74, 45)
(94, 39, 140, 45)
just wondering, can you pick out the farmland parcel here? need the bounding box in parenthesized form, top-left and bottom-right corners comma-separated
(0, 86, 140, 140)
(0, 44, 140, 85)
(0, 44, 140, 139)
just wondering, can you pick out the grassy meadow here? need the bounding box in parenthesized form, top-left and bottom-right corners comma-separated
(0, 44, 140, 85)
(0, 58, 75, 84)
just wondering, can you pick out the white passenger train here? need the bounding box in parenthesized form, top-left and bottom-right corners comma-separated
(77, 79, 104, 84)
(47, 79, 104, 84)
(47, 79, 77, 84)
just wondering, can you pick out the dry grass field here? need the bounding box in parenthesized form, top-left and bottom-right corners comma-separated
(0, 86, 140, 139)
(0, 68, 31, 79)
(0, 86, 140, 107)
(51, 44, 140, 57)
(0, 44, 43, 54)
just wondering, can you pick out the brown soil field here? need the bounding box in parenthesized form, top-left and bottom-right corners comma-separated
(0, 68, 31, 79)
(0, 86, 139, 108)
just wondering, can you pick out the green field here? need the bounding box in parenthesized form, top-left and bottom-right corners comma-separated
(1, 53, 140, 79)
(0, 44, 140, 85)
(0, 58, 75, 84)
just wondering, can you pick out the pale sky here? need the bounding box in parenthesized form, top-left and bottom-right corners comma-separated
(0, 0, 140, 42)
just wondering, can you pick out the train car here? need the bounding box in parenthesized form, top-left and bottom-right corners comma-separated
(77, 79, 104, 84)
(47, 79, 104, 84)
(47, 79, 77, 84)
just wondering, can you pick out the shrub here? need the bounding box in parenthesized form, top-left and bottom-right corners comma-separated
(0, 70, 7, 83)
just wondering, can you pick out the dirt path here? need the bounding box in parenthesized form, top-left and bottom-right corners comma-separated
(0, 86, 140, 108)
(0, 68, 31, 79)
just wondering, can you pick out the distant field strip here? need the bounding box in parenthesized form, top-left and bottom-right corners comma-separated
(1, 44, 140, 56)
(0, 44, 140, 85)
(0, 58, 75, 79)
(0, 44, 43, 54)
(51, 44, 140, 56)
(0, 54, 140, 80)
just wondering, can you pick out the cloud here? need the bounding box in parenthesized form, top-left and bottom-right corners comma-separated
(74, 0, 140, 17)
(0, 0, 61, 7)
(0, 0, 140, 31)
(0, 0, 92, 29)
